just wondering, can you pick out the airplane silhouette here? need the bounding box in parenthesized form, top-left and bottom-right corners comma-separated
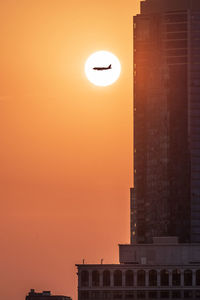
(93, 64, 112, 71)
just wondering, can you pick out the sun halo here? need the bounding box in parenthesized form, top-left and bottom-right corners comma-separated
(84, 51, 121, 87)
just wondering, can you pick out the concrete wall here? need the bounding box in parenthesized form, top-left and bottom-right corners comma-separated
(119, 244, 200, 265)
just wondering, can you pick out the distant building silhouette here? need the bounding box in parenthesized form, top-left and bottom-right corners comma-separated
(76, 0, 200, 299)
(26, 289, 71, 300)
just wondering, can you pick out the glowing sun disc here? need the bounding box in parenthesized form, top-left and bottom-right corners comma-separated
(85, 51, 121, 87)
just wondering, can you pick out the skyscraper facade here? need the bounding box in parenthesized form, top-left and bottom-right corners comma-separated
(132, 0, 200, 244)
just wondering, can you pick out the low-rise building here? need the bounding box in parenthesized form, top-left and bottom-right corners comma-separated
(26, 289, 72, 300)
(76, 238, 200, 299)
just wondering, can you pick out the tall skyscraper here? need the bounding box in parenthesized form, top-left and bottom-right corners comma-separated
(132, 0, 200, 244)
(76, 1, 200, 299)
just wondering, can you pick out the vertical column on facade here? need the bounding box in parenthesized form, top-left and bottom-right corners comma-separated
(89, 270, 92, 288)
(157, 270, 161, 287)
(181, 270, 184, 287)
(111, 271, 114, 287)
(122, 270, 126, 287)
(169, 270, 172, 287)
(99, 271, 103, 287)
(145, 270, 149, 287)
(193, 270, 196, 287)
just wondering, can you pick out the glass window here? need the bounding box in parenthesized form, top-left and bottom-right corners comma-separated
(113, 293, 122, 300)
(191, 86, 200, 94)
(92, 270, 99, 287)
(196, 290, 200, 298)
(191, 79, 200, 86)
(80, 291, 90, 300)
(166, 49, 187, 56)
(137, 291, 145, 299)
(192, 23, 200, 31)
(161, 291, 169, 298)
(165, 40, 187, 49)
(196, 270, 200, 285)
(103, 270, 110, 287)
(137, 270, 145, 286)
(166, 32, 187, 39)
(184, 270, 192, 286)
(125, 293, 134, 299)
(192, 64, 200, 71)
(102, 292, 112, 300)
(191, 49, 200, 55)
(165, 14, 187, 23)
(161, 270, 169, 286)
(172, 290, 181, 298)
(192, 14, 200, 21)
(149, 270, 157, 286)
(192, 56, 200, 63)
(191, 72, 200, 80)
(125, 270, 134, 286)
(167, 56, 187, 64)
(172, 269, 181, 286)
(167, 23, 187, 32)
(114, 270, 122, 287)
(135, 20, 150, 41)
(148, 291, 157, 299)
(91, 292, 100, 300)
(184, 290, 193, 298)
(81, 271, 89, 287)
(192, 40, 200, 47)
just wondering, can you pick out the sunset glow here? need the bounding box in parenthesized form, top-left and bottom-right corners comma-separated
(0, 1, 140, 300)
(85, 51, 121, 86)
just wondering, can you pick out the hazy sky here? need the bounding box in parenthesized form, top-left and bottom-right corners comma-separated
(0, 1, 140, 300)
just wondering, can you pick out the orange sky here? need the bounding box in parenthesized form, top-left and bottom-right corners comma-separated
(0, 1, 140, 300)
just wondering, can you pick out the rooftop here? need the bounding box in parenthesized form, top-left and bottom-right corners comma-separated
(141, 0, 200, 14)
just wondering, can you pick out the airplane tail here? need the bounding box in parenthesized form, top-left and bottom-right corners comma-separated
(109, 64, 112, 69)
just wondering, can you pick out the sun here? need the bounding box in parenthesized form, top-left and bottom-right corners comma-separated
(85, 51, 121, 87)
